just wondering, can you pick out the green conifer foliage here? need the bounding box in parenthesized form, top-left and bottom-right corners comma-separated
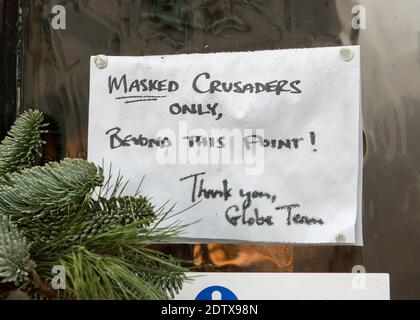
(0, 215, 30, 285)
(0, 110, 187, 300)
(0, 110, 46, 176)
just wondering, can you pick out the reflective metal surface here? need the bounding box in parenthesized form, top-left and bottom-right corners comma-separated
(20, 0, 420, 299)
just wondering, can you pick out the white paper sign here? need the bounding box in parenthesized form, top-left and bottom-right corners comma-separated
(175, 273, 390, 300)
(88, 46, 363, 244)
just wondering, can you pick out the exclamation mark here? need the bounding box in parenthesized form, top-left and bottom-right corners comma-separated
(310, 131, 317, 152)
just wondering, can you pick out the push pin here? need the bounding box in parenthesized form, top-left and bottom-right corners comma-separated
(94, 54, 108, 69)
(335, 233, 346, 244)
(339, 47, 354, 62)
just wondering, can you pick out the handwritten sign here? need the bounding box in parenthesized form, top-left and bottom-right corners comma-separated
(88, 46, 363, 244)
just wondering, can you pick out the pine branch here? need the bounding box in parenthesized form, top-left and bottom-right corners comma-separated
(0, 110, 190, 300)
(33, 196, 156, 256)
(130, 249, 187, 299)
(0, 110, 47, 176)
(60, 247, 168, 300)
(0, 215, 31, 285)
(84, 196, 156, 237)
(0, 159, 103, 226)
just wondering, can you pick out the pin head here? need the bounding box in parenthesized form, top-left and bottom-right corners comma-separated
(339, 48, 354, 62)
(335, 233, 346, 243)
(94, 55, 108, 69)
